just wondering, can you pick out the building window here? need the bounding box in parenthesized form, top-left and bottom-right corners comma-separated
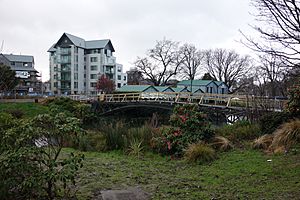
(11, 62, 15, 65)
(117, 83, 121, 88)
(74, 82, 78, 89)
(23, 63, 28, 67)
(90, 74, 97, 79)
(74, 73, 78, 80)
(123, 76, 126, 81)
(210, 87, 213, 93)
(90, 82, 97, 87)
(117, 75, 121, 80)
(84, 74, 86, 78)
(117, 66, 122, 72)
(54, 82, 58, 87)
(90, 57, 97, 62)
(91, 65, 97, 71)
(75, 64, 78, 71)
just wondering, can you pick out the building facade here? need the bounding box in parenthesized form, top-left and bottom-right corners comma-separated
(0, 53, 40, 94)
(48, 33, 127, 95)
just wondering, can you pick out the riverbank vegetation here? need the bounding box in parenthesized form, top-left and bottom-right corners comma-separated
(0, 85, 299, 199)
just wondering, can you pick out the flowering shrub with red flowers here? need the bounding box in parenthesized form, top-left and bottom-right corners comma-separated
(151, 104, 214, 156)
(287, 81, 300, 117)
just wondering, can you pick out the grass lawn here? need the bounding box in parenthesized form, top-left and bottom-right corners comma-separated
(62, 148, 300, 200)
(0, 102, 49, 118)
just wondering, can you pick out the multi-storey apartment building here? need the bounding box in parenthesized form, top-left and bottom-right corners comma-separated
(0, 53, 40, 94)
(48, 33, 127, 95)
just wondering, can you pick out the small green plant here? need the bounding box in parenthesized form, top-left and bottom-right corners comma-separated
(184, 143, 216, 163)
(127, 138, 144, 158)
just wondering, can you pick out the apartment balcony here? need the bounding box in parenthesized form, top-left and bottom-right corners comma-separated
(61, 59, 71, 64)
(58, 77, 71, 82)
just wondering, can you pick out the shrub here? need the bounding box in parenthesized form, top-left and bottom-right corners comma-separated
(286, 82, 300, 117)
(211, 136, 233, 151)
(46, 97, 79, 114)
(216, 120, 261, 142)
(0, 113, 85, 199)
(259, 112, 292, 135)
(5, 109, 24, 119)
(184, 143, 216, 163)
(101, 121, 128, 150)
(271, 119, 300, 151)
(151, 104, 215, 156)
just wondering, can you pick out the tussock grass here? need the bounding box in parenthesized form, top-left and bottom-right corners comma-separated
(253, 134, 274, 150)
(211, 136, 233, 151)
(271, 119, 300, 151)
(184, 143, 216, 163)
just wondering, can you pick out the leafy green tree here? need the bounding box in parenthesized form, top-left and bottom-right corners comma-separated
(287, 81, 300, 117)
(0, 64, 18, 93)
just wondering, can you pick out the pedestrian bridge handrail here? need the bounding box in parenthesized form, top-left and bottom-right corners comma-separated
(96, 92, 286, 111)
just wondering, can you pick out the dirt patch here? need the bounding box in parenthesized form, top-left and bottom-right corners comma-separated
(92, 186, 150, 200)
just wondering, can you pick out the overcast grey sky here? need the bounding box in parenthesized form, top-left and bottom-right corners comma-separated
(0, 0, 255, 81)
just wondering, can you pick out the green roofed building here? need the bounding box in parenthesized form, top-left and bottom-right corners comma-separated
(116, 85, 158, 93)
(177, 80, 229, 94)
(155, 86, 175, 92)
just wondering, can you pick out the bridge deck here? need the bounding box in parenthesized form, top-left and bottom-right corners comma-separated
(95, 92, 286, 111)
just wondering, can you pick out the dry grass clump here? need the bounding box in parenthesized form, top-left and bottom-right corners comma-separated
(253, 119, 300, 154)
(270, 119, 300, 151)
(184, 143, 216, 163)
(211, 136, 233, 151)
(253, 134, 274, 150)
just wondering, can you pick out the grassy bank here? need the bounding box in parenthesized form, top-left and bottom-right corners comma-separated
(62, 148, 300, 200)
(0, 102, 49, 118)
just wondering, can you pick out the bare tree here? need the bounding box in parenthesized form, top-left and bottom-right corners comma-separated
(257, 54, 288, 96)
(134, 39, 183, 86)
(241, 0, 300, 66)
(204, 49, 251, 93)
(179, 44, 205, 80)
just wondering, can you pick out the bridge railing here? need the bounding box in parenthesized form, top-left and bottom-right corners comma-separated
(101, 92, 287, 111)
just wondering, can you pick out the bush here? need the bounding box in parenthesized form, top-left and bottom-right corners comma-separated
(216, 120, 261, 142)
(0, 113, 85, 199)
(46, 97, 79, 114)
(259, 112, 292, 135)
(151, 104, 215, 156)
(5, 109, 24, 119)
(184, 143, 216, 163)
(286, 82, 300, 117)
